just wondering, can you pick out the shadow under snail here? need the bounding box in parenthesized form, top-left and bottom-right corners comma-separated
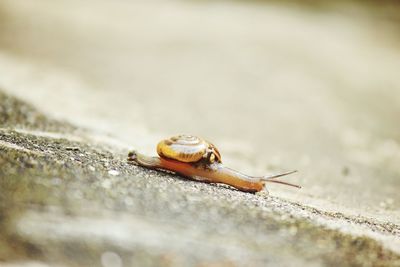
(127, 135, 300, 193)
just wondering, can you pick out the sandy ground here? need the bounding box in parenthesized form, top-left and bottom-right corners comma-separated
(0, 0, 400, 266)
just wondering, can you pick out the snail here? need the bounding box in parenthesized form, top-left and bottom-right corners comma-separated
(127, 135, 300, 193)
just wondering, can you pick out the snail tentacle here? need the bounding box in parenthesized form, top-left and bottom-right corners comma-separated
(262, 170, 298, 180)
(261, 170, 301, 188)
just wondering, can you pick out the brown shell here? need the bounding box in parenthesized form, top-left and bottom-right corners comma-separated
(156, 135, 221, 164)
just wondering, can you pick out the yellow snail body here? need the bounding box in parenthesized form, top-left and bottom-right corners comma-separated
(128, 135, 300, 193)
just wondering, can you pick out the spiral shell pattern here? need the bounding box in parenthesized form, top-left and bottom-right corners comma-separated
(157, 135, 221, 163)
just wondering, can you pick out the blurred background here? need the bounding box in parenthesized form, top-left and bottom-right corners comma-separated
(0, 0, 399, 226)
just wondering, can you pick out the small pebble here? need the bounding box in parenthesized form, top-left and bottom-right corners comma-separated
(108, 170, 120, 176)
(101, 251, 122, 267)
(65, 146, 80, 151)
(124, 197, 134, 206)
(101, 179, 112, 189)
(51, 177, 62, 186)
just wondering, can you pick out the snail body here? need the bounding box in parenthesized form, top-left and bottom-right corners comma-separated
(128, 135, 300, 193)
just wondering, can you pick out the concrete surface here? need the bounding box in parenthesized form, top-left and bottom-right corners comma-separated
(0, 0, 400, 266)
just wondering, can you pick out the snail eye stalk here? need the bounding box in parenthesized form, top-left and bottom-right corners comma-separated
(262, 170, 301, 188)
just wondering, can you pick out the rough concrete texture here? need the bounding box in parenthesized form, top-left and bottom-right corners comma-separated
(1, 0, 400, 266)
(1, 90, 399, 267)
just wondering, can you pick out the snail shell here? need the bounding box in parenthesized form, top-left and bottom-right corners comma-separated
(156, 135, 222, 164)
